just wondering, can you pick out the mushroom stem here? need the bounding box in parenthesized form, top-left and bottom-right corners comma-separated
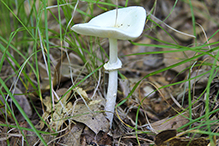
(105, 69, 118, 128)
(109, 38, 118, 64)
(105, 38, 120, 128)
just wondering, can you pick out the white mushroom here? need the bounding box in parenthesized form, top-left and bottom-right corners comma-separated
(72, 6, 146, 128)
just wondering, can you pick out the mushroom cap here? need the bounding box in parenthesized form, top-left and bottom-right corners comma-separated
(71, 6, 146, 40)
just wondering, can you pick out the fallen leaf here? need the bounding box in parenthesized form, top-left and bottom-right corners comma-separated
(151, 112, 189, 132)
(154, 129, 209, 146)
(63, 123, 85, 146)
(71, 99, 109, 134)
(155, 129, 177, 145)
(38, 89, 73, 131)
(0, 87, 32, 119)
(74, 87, 90, 102)
(163, 49, 196, 73)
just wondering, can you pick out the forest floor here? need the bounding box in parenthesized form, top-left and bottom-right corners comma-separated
(0, 0, 219, 146)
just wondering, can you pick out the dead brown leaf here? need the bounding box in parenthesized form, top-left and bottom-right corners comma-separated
(0, 87, 32, 119)
(71, 99, 109, 134)
(63, 123, 85, 146)
(151, 112, 190, 132)
(163, 49, 196, 73)
(154, 129, 209, 146)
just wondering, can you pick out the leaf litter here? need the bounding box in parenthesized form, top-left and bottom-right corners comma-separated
(1, 0, 219, 145)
